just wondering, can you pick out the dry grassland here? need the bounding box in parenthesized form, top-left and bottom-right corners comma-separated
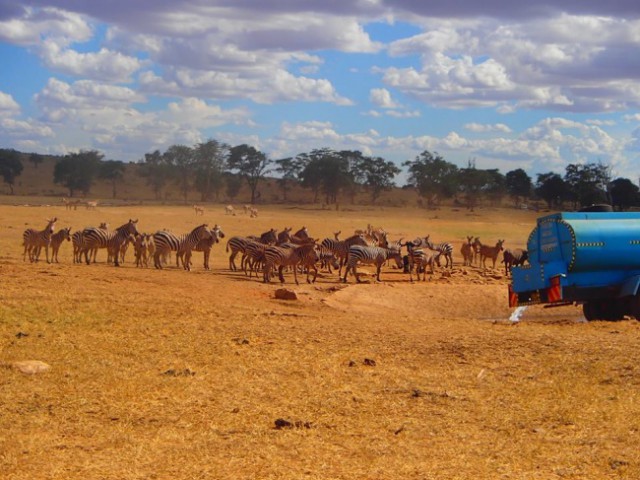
(1, 203, 639, 479)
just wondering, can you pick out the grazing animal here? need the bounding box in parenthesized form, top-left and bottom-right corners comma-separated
(82, 219, 139, 267)
(181, 224, 225, 270)
(404, 241, 440, 282)
(49, 227, 72, 263)
(502, 248, 529, 276)
(262, 243, 320, 284)
(415, 235, 453, 268)
(460, 236, 475, 266)
(74, 222, 108, 264)
(85, 200, 98, 210)
(132, 233, 150, 268)
(476, 238, 505, 270)
(22, 217, 57, 263)
(249, 206, 258, 218)
(225, 205, 235, 215)
(153, 224, 212, 271)
(193, 205, 204, 216)
(342, 245, 403, 283)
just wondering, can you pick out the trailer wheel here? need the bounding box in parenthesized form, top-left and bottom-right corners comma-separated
(603, 302, 625, 321)
(583, 302, 598, 321)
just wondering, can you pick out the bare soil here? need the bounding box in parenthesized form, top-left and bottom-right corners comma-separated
(1, 203, 639, 479)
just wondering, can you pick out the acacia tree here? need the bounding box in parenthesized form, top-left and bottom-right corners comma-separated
(505, 168, 532, 206)
(535, 172, 566, 209)
(53, 150, 102, 197)
(99, 160, 126, 198)
(164, 144, 195, 203)
(227, 144, 271, 204)
(403, 150, 458, 207)
(0, 148, 23, 194)
(28, 152, 44, 170)
(273, 156, 302, 202)
(357, 156, 400, 203)
(138, 150, 171, 200)
(193, 139, 228, 201)
(564, 162, 610, 209)
(297, 148, 353, 205)
(609, 177, 639, 211)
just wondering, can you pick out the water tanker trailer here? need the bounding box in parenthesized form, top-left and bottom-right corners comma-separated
(509, 211, 640, 321)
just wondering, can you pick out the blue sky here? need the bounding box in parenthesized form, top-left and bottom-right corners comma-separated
(1, 1, 640, 183)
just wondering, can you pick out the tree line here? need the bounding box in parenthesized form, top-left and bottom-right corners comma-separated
(1, 143, 639, 210)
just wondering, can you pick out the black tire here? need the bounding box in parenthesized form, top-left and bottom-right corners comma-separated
(583, 302, 597, 321)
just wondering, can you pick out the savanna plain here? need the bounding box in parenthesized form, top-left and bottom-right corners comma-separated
(1, 201, 639, 480)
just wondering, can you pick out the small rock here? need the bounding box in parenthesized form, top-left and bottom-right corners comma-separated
(363, 358, 377, 367)
(12, 360, 51, 375)
(15, 332, 29, 338)
(275, 288, 298, 300)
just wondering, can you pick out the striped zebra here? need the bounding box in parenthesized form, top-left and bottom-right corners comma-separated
(342, 244, 403, 283)
(178, 224, 225, 270)
(48, 227, 72, 263)
(22, 217, 57, 263)
(414, 235, 454, 268)
(226, 236, 251, 271)
(242, 239, 270, 277)
(82, 219, 139, 267)
(75, 222, 109, 264)
(404, 241, 440, 282)
(262, 243, 320, 284)
(153, 224, 212, 271)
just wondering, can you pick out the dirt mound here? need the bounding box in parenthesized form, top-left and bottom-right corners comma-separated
(323, 281, 512, 320)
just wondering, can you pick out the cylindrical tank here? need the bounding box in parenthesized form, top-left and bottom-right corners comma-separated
(528, 214, 640, 272)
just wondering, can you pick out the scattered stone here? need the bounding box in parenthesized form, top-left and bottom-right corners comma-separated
(394, 425, 405, 435)
(12, 360, 51, 375)
(411, 389, 423, 398)
(233, 338, 250, 345)
(15, 332, 29, 338)
(363, 358, 377, 367)
(609, 459, 629, 470)
(348, 360, 356, 367)
(274, 288, 298, 300)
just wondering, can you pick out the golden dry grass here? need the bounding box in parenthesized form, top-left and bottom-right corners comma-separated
(1, 203, 640, 479)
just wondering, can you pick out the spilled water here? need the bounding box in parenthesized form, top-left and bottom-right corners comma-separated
(509, 306, 528, 323)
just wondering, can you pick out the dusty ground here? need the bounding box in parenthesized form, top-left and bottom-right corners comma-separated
(1, 202, 639, 479)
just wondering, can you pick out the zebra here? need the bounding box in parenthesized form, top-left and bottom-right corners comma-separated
(82, 219, 139, 267)
(76, 222, 110, 264)
(242, 239, 270, 277)
(22, 217, 57, 263)
(262, 243, 320, 284)
(153, 224, 212, 271)
(226, 236, 251, 271)
(178, 224, 225, 270)
(320, 234, 369, 276)
(460, 236, 475, 266)
(48, 227, 72, 263)
(502, 248, 528, 276)
(404, 241, 440, 282)
(475, 238, 505, 270)
(342, 244, 403, 283)
(415, 235, 453, 268)
(131, 233, 150, 268)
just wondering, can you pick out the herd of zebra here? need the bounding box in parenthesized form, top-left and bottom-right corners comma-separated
(21, 219, 525, 283)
